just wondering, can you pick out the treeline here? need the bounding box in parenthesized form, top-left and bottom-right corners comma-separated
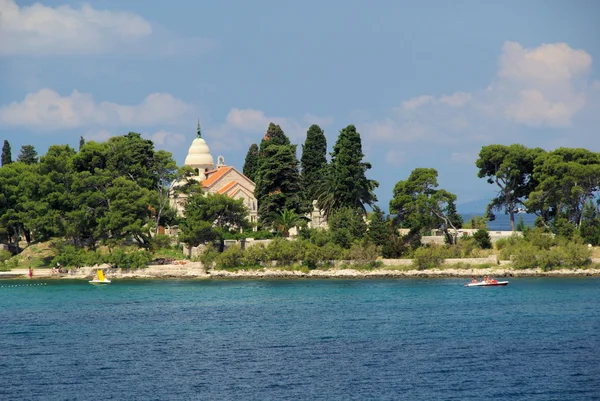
(476, 144, 600, 245)
(0, 134, 184, 249)
(2, 126, 600, 269)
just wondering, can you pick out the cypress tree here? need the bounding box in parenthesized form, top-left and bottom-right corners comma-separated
(1, 140, 12, 166)
(79, 136, 85, 151)
(316, 124, 378, 217)
(17, 145, 38, 165)
(242, 143, 259, 182)
(300, 124, 327, 205)
(254, 123, 303, 225)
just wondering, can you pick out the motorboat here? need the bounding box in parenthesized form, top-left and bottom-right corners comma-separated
(89, 269, 111, 285)
(465, 280, 508, 287)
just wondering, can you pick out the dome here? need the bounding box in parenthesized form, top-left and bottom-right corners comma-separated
(184, 137, 214, 170)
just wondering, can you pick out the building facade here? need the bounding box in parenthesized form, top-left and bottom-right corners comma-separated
(171, 122, 258, 226)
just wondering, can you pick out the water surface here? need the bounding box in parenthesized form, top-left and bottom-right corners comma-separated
(1, 278, 599, 400)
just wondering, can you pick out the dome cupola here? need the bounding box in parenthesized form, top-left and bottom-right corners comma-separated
(184, 120, 214, 172)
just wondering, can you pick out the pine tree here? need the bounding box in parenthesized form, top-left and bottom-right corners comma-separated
(366, 206, 389, 246)
(315, 124, 378, 218)
(17, 145, 38, 165)
(79, 136, 85, 151)
(300, 124, 327, 205)
(254, 123, 303, 225)
(1, 140, 12, 166)
(242, 143, 259, 182)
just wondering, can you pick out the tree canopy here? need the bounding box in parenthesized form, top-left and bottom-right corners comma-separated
(243, 143, 259, 182)
(17, 145, 39, 165)
(300, 124, 327, 208)
(315, 125, 378, 218)
(179, 192, 250, 251)
(476, 144, 543, 231)
(1, 140, 11, 166)
(254, 123, 303, 224)
(390, 168, 462, 244)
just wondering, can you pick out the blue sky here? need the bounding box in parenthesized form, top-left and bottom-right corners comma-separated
(1, 0, 599, 213)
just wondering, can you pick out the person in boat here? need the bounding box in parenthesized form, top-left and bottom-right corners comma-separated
(483, 275, 490, 283)
(471, 277, 478, 283)
(489, 276, 498, 284)
(93, 273, 99, 281)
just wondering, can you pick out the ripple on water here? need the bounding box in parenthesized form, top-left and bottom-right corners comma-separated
(0, 278, 599, 400)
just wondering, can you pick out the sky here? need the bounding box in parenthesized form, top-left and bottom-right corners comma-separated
(1, 0, 599, 213)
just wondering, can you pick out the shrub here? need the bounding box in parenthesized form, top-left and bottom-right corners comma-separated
(0, 250, 11, 263)
(495, 234, 522, 251)
(472, 229, 492, 249)
(509, 243, 539, 269)
(266, 238, 303, 266)
(215, 245, 245, 269)
(412, 245, 446, 270)
(199, 244, 218, 269)
(345, 241, 380, 265)
(150, 234, 172, 251)
(107, 248, 152, 269)
(523, 227, 555, 249)
(241, 244, 268, 267)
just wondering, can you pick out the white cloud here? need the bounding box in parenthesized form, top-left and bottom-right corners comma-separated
(0, 89, 191, 129)
(0, 0, 213, 56)
(150, 130, 186, 148)
(225, 108, 269, 132)
(0, 0, 151, 55)
(402, 95, 435, 110)
(83, 129, 112, 143)
(369, 40, 596, 150)
(498, 41, 592, 85)
(440, 92, 472, 108)
(222, 107, 332, 144)
(401, 92, 472, 111)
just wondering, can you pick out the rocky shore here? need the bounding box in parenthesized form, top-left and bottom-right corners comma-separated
(2, 263, 599, 280)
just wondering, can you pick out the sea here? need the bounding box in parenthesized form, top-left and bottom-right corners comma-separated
(461, 213, 538, 231)
(1, 278, 599, 400)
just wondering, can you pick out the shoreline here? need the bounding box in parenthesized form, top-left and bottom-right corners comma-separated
(2, 263, 600, 280)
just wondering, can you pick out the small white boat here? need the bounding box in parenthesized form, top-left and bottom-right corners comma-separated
(89, 269, 111, 285)
(465, 280, 508, 287)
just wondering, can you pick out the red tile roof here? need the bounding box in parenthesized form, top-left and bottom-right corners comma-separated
(202, 166, 232, 188)
(217, 181, 237, 194)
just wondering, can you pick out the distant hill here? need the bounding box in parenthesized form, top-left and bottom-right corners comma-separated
(457, 198, 491, 215)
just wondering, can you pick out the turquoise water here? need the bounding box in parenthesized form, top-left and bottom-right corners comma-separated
(1, 278, 599, 400)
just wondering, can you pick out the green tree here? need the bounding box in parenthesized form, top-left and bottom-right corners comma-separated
(149, 150, 191, 235)
(265, 208, 308, 237)
(390, 168, 462, 244)
(180, 192, 250, 251)
(580, 201, 600, 246)
(243, 143, 259, 182)
(79, 136, 85, 151)
(315, 125, 378, 219)
(472, 228, 492, 249)
(17, 145, 39, 165)
(300, 124, 327, 206)
(105, 132, 157, 190)
(476, 144, 543, 231)
(97, 176, 153, 248)
(366, 206, 388, 247)
(254, 123, 303, 223)
(527, 148, 600, 229)
(1, 140, 11, 166)
(328, 206, 367, 248)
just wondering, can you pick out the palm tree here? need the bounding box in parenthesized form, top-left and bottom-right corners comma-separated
(266, 208, 308, 237)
